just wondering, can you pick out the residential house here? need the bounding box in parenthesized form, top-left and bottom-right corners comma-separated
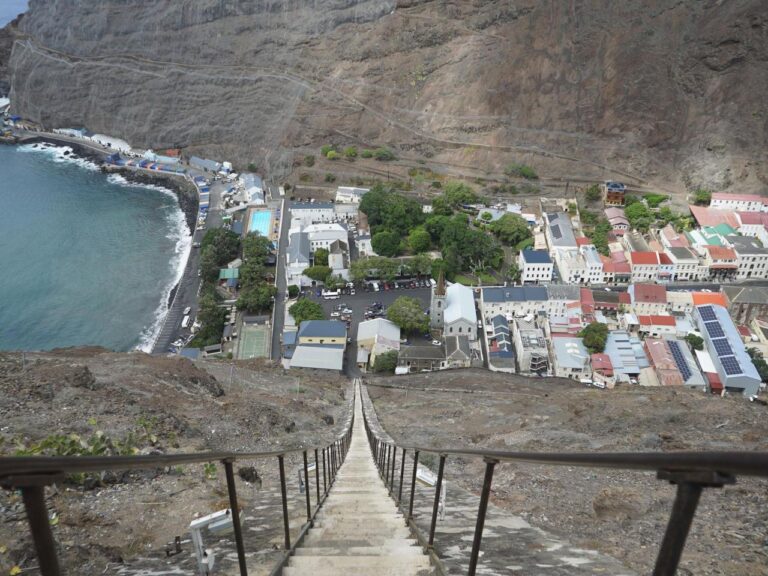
(519, 250, 553, 284)
(546, 285, 581, 316)
(444, 336, 472, 369)
(689, 205, 741, 230)
(665, 247, 704, 281)
(628, 283, 668, 316)
(240, 174, 265, 205)
(710, 193, 767, 213)
(667, 291, 694, 314)
(335, 186, 369, 204)
(727, 235, 768, 280)
(551, 336, 591, 380)
(397, 346, 446, 373)
(544, 212, 578, 252)
(286, 231, 311, 287)
(291, 202, 335, 223)
(304, 223, 349, 252)
(693, 304, 761, 396)
(602, 181, 626, 206)
(604, 207, 629, 235)
(736, 212, 768, 246)
(644, 338, 707, 388)
(356, 318, 400, 371)
(190, 156, 221, 173)
(431, 279, 478, 340)
(487, 315, 515, 372)
(629, 252, 661, 282)
(703, 245, 738, 281)
(512, 318, 550, 374)
(636, 315, 677, 338)
(723, 286, 768, 324)
(480, 286, 548, 320)
(659, 224, 690, 249)
(290, 320, 347, 371)
(356, 234, 376, 257)
(591, 353, 614, 386)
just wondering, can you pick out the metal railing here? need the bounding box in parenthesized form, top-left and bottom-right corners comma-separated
(0, 393, 355, 576)
(360, 388, 768, 576)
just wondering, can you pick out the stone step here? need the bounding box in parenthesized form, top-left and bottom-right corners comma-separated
(293, 545, 424, 556)
(287, 555, 432, 571)
(303, 526, 413, 541)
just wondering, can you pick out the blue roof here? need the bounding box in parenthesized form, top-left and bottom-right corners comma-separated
(483, 286, 548, 303)
(297, 320, 347, 338)
(521, 250, 552, 264)
(231, 221, 243, 235)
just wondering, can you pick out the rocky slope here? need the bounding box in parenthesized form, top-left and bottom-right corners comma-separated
(5, 0, 768, 193)
(367, 371, 768, 576)
(0, 349, 350, 574)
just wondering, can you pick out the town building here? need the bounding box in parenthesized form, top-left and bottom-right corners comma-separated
(710, 193, 767, 213)
(286, 231, 311, 287)
(703, 245, 738, 281)
(591, 353, 614, 386)
(636, 315, 677, 338)
(356, 234, 376, 257)
(396, 346, 446, 373)
(665, 247, 704, 281)
(240, 174, 265, 205)
(189, 156, 221, 173)
(335, 186, 369, 204)
(328, 240, 349, 279)
(603, 330, 650, 380)
(480, 286, 548, 320)
(644, 338, 706, 388)
(628, 283, 668, 316)
(736, 212, 768, 246)
(604, 207, 629, 235)
(518, 250, 554, 284)
(356, 318, 400, 371)
(444, 336, 472, 369)
(544, 211, 578, 252)
(551, 336, 591, 380)
(693, 304, 761, 396)
(602, 181, 626, 206)
(431, 279, 478, 340)
(291, 202, 335, 223)
(290, 320, 347, 371)
(512, 318, 550, 374)
(303, 223, 349, 252)
(727, 235, 768, 280)
(659, 224, 690, 249)
(486, 315, 515, 372)
(629, 252, 661, 282)
(545, 285, 581, 317)
(723, 285, 768, 324)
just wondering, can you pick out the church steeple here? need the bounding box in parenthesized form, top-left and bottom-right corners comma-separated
(430, 271, 446, 330)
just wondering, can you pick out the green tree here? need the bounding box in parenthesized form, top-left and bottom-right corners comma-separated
(643, 193, 668, 209)
(359, 184, 425, 236)
(409, 253, 433, 277)
(372, 230, 402, 257)
(693, 189, 712, 206)
(443, 181, 479, 207)
(386, 297, 429, 334)
(431, 195, 454, 216)
(303, 265, 333, 283)
(314, 248, 329, 266)
(320, 144, 335, 157)
(373, 147, 396, 161)
(201, 228, 241, 266)
(684, 333, 704, 352)
(199, 246, 220, 284)
(624, 195, 640, 207)
(193, 294, 227, 346)
(408, 227, 432, 253)
(579, 322, 609, 354)
(237, 284, 277, 313)
(287, 285, 300, 298)
(289, 298, 326, 324)
(507, 260, 521, 284)
(425, 215, 450, 241)
(242, 233, 273, 263)
(480, 211, 493, 222)
(625, 202, 653, 232)
(373, 350, 399, 373)
(747, 348, 768, 383)
(324, 274, 345, 290)
(489, 214, 532, 246)
(585, 184, 601, 202)
(239, 260, 266, 287)
(343, 146, 358, 158)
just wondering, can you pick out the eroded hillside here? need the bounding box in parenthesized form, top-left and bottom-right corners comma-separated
(6, 0, 768, 193)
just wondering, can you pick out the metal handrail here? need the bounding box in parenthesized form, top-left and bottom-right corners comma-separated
(0, 388, 357, 576)
(359, 385, 768, 576)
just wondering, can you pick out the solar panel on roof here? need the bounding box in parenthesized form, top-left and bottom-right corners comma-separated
(552, 225, 562, 239)
(712, 338, 733, 357)
(721, 356, 742, 376)
(704, 321, 725, 339)
(667, 341, 693, 381)
(699, 306, 717, 322)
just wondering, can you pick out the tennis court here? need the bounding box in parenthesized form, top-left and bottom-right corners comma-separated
(237, 322, 269, 359)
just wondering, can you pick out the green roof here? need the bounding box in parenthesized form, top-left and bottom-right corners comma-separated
(712, 223, 736, 236)
(219, 268, 239, 280)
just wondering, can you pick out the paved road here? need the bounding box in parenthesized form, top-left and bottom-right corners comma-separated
(271, 194, 290, 360)
(307, 286, 432, 376)
(151, 175, 227, 354)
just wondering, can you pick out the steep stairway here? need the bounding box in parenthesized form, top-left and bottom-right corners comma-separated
(283, 386, 432, 576)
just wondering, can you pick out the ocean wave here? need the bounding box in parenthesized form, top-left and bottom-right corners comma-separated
(135, 204, 192, 353)
(18, 142, 101, 172)
(106, 173, 179, 202)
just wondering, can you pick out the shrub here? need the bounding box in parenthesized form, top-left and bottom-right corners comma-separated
(247, 162, 258, 172)
(361, 149, 374, 158)
(304, 155, 315, 167)
(343, 146, 358, 158)
(325, 173, 336, 182)
(504, 163, 538, 180)
(585, 184, 601, 202)
(373, 350, 399, 373)
(320, 144, 335, 157)
(326, 151, 340, 161)
(431, 181, 442, 189)
(643, 193, 668, 209)
(374, 147, 396, 161)
(288, 285, 299, 298)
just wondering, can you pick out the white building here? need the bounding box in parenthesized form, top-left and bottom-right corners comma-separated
(335, 186, 369, 204)
(551, 337, 591, 380)
(480, 286, 548, 320)
(664, 247, 705, 281)
(728, 235, 768, 280)
(710, 193, 767, 213)
(512, 318, 550, 374)
(518, 250, 554, 284)
(431, 279, 478, 340)
(291, 202, 335, 223)
(357, 234, 376, 258)
(304, 223, 349, 252)
(286, 231, 311, 287)
(239, 174, 265, 205)
(357, 318, 400, 371)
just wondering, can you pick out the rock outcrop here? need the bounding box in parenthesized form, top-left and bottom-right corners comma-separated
(6, 0, 768, 193)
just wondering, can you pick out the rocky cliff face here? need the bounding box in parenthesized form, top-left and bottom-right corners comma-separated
(7, 0, 768, 192)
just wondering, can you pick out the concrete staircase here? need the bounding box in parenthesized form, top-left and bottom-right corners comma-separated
(283, 388, 432, 576)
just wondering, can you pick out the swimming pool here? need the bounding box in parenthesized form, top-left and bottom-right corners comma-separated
(249, 209, 273, 236)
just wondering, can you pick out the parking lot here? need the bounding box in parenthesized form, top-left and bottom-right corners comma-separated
(306, 285, 432, 375)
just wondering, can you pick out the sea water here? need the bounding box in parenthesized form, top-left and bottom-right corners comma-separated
(0, 143, 190, 352)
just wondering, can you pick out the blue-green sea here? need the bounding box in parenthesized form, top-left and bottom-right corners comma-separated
(0, 143, 190, 352)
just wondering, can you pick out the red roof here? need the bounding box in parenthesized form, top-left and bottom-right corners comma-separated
(591, 353, 613, 373)
(580, 287, 594, 305)
(705, 245, 737, 260)
(737, 325, 752, 338)
(689, 205, 740, 228)
(712, 192, 767, 204)
(691, 292, 728, 307)
(658, 253, 673, 265)
(660, 224, 690, 248)
(576, 237, 592, 246)
(638, 315, 676, 326)
(707, 372, 723, 392)
(630, 251, 660, 265)
(736, 211, 765, 225)
(619, 292, 631, 304)
(633, 283, 667, 303)
(611, 251, 628, 263)
(604, 262, 631, 274)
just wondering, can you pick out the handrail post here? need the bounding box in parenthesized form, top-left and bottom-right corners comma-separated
(398, 448, 406, 506)
(408, 450, 420, 520)
(428, 454, 446, 549)
(652, 470, 734, 576)
(467, 458, 498, 576)
(390, 445, 397, 492)
(223, 460, 249, 576)
(384, 444, 390, 480)
(302, 451, 311, 523)
(314, 448, 320, 505)
(278, 455, 291, 550)
(17, 480, 62, 576)
(322, 447, 327, 495)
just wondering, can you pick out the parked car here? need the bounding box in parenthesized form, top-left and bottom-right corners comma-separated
(330, 311, 341, 318)
(432, 339, 441, 346)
